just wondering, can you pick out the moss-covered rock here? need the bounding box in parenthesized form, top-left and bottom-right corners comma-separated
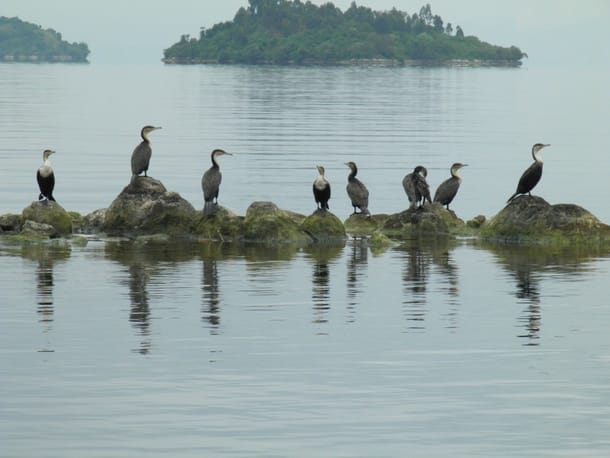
(301, 209, 346, 242)
(382, 203, 467, 238)
(194, 206, 244, 242)
(81, 208, 107, 234)
(243, 201, 312, 244)
(21, 201, 73, 236)
(0, 213, 22, 233)
(480, 196, 610, 243)
(344, 213, 385, 236)
(102, 177, 197, 238)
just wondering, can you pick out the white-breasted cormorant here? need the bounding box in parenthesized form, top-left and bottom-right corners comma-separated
(202, 148, 232, 215)
(507, 143, 551, 203)
(313, 165, 331, 210)
(37, 149, 56, 202)
(434, 162, 467, 210)
(131, 125, 161, 178)
(403, 165, 431, 209)
(345, 161, 370, 215)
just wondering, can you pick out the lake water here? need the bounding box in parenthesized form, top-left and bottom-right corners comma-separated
(2, 62, 610, 457)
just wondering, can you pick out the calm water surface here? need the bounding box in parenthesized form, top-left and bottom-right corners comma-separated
(2, 62, 610, 457)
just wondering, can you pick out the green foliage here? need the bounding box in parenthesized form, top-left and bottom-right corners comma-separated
(0, 16, 90, 62)
(164, 1, 525, 65)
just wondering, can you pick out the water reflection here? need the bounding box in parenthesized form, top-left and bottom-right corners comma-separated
(20, 244, 71, 351)
(397, 238, 460, 332)
(198, 244, 227, 333)
(481, 242, 610, 345)
(243, 245, 299, 300)
(105, 241, 199, 354)
(346, 238, 368, 316)
(303, 245, 343, 328)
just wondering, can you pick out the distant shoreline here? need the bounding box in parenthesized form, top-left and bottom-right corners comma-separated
(162, 57, 522, 68)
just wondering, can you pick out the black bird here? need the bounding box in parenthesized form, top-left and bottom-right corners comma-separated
(37, 149, 56, 202)
(434, 162, 467, 210)
(313, 165, 331, 210)
(202, 149, 232, 215)
(507, 143, 551, 203)
(131, 125, 161, 178)
(345, 161, 370, 215)
(403, 165, 431, 209)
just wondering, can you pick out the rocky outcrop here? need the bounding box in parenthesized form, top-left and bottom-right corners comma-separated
(302, 209, 346, 242)
(481, 196, 610, 243)
(0, 213, 22, 233)
(102, 177, 197, 238)
(381, 203, 467, 238)
(243, 201, 311, 244)
(194, 206, 244, 242)
(21, 201, 73, 236)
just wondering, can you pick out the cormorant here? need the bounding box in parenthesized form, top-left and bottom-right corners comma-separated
(345, 161, 370, 215)
(313, 165, 331, 210)
(507, 143, 551, 203)
(37, 149, 56, 202)
(403, 165, 431, 209)
(434, 162, 467, 210)
(202, 149, 232, 215)
(131, 125, 161, 178)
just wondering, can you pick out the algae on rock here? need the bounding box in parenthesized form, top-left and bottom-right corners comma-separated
(243, 201, 311, 244)
(302, 209, 346, 242)
(102, 177, 197, 238)
(21, 201, 73, 236)
(194, 206, 244, 242)
(481, 196, 610, 243)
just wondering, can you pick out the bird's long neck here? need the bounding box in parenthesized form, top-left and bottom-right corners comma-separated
(141, 130, 150, 143)
(532, 148, 543, 163)
(211, 152, 220, 168)
(348, 167, 357, 180)
(450, 167, 460, 179)
(43, 156, 51, 167)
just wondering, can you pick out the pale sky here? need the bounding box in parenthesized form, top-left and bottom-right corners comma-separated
(2, 0, 610, 67)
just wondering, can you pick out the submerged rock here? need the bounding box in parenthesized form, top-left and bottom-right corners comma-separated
(301, 209, 346, 242)
(243, 201, 311, 243)
(194, 206, 244, 242)
(81, 208, 108, 234)
(102, 177, 197, 238)
(481, 196, 610, 243)
(21, 201, 73, 236)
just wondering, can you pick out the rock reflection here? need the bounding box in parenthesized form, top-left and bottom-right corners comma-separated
(243, 244, 299, 300)
(199, 244, 227, 333)
(303, 245, 343, 327)
(481, 242, 609, 345)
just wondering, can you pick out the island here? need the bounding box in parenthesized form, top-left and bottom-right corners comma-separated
(0, 16, 90, 63)
(163, 1, 526, 66)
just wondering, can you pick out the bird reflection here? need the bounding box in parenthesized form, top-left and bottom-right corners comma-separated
(304, 245, 342, 328)
(401, 243, 430, 332)
(36, 256, 55, 327)
(514, 266, 542, 345)
(431, 246, 460, 330)
(346, 238, 368, 318)
(202, 258, 220, 332)
(128, 264, 152, 354)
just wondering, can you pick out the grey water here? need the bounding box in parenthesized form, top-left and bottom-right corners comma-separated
(2, 62, 610, 457)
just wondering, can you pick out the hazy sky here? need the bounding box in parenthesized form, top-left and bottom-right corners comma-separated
(2, 0, 610, 66)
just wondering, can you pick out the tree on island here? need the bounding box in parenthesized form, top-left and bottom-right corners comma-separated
(163, 1, 525, 65)
(0, 16, 90, 63)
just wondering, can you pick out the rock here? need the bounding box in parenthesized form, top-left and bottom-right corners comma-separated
(0, 213, 22, 233)
(467, 214, 486, 229)
(21, 201, 73, 236)
(81, 208, 108, 234)
(481, 196, 610, 243)
(194, 206, 244, 242)
(301, 209, 346, 242)
(344, 213, 383, 236)
(102, 177, 197, 238)
(382, 203, 466, 238)
(243, 201, 312, 243)
(21, 220, 58, 237)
